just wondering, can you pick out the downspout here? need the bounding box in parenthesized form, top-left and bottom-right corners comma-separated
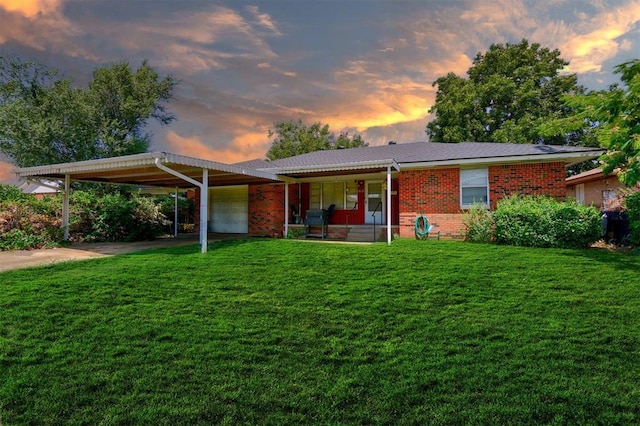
(386, 166, 392, 245)
(154, 158, 208, 253)
(63, 174, 70, 241)
(284, 183, 289, 238)
(174, 187, 179, 237)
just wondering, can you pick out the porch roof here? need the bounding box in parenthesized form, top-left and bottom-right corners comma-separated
(271, 158, 400, 178)
(14, 152, 282, 188)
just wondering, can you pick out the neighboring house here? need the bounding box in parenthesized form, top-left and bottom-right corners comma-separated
(14, 142, 603, 247)
(213, 142, 602, 239)
(566, 168, 636, 211)
(17, 180, 60, 199)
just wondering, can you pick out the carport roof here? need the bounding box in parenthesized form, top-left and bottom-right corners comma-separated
(14, 152, 282, 188)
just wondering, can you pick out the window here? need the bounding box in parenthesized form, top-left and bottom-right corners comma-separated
(322, 182, 345, 209)
(310, 182, 346, 209)
(460, 168, 488, 208)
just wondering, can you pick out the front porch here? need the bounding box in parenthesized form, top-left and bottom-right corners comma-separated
(286, 224, 400, 242)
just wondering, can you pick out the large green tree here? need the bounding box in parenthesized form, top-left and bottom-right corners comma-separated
(426, 39, 590, 145)
(0, 57, 177, 167)
(544, 59, 640, 186)
(266, 119, 367, 160)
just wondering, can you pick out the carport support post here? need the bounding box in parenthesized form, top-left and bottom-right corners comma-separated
(386, 166, 391, 245)
(284, 183, 289, 238)
(63, 174, 70, 241)
(174, 187, 179, 237)
(200, 169, 208, 253)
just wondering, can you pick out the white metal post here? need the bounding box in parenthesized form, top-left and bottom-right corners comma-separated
(174, 187, 179, 237)
(284, 183, 289, 238)
(386, 166, 392, 245)
(200, 169, 208, 253)
(63, 174, 70, 241)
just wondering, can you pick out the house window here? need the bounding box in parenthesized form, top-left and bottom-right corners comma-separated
(322, 182, 345, 209)
(310, 182, 346, 209)
(460, 168, 489, 208)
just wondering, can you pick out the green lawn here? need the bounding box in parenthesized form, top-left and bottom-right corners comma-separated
(1, 239, 639, 425)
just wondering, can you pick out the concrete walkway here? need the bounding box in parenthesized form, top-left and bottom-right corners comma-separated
(0, 234, 203, 273)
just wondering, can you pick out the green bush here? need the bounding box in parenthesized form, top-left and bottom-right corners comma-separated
(0, 186, 171, 250)
(0, 201, 63, 250)
(462, 203, 494, 243)
(72, 191, 168, 242)
(493, 195, 601, 248)
(0, 184, 28, 202)
(625, 191, 640, 246)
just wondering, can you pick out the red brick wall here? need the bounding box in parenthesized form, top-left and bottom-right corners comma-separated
(488, 162, 566, 208)
(248, 183, 300, 236)
(398, 162, 567, 239)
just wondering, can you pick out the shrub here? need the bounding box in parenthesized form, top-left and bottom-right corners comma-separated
(0, 187, 170, 250)
(625, 191, 640, 246)
(462, 203, 494, 243)
(0, 184, 28, 202)
(74, 191, 168, 242)
(0, 202, 63, 250)
(493, 195, 601, 249)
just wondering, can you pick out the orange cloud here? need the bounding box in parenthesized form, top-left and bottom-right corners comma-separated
(561, 2, 640, 74)
(0, 0, 60, 17)
(0, 161, 16, 184)
(164, 130, 270, 164)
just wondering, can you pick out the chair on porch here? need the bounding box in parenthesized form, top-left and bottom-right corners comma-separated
(324, 204, 336, 224)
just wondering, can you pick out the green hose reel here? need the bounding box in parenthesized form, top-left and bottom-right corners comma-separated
(415, 215, 439, 240)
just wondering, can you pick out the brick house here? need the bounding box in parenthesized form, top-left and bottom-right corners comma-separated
(566, 168, 639, 211)
(14, 141, 603, 250)
(197, 142, 603, 240)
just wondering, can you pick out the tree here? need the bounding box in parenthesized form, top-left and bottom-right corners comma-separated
(546, 60, 640, 186)
(0, 56, 178, 167)
(266, 119, 367, 160)
(426, 39, 589, 145)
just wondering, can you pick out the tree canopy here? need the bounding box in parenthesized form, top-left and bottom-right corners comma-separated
(426, 39, 590, 146)
(266, 119, 367, 160)
(0, 57, 178, 167)
(543, 59, 640, 186)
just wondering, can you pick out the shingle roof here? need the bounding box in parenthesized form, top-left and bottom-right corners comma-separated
(263, 141, 602, 170)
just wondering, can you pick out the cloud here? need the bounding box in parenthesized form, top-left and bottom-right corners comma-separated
(164, 130, 270, 164)
(0, 161, 16, 184)
(0, 0, 61, 17)
(246, 5, 282, 36)
(559, 2, 640, 73)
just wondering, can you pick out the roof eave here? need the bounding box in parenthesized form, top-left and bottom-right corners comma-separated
(400, 151, 605, 170)
(271, 159, 400, 176)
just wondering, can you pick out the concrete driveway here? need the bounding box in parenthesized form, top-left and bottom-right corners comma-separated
(0, 234, 225, 272)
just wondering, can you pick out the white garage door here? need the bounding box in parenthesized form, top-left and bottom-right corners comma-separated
(209, 185, 248, 233)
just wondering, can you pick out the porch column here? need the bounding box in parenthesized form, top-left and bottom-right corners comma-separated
(284, 183, 289, 238)
(200, 169, 208, 253)
(174, 187, 179, 237)
(386, 166, 392, 245)
(62, 174, 70, 241)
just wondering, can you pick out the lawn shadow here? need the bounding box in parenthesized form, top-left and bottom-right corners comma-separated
(557, 245, 640, 273)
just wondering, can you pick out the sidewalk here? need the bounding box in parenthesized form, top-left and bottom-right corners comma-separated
(0, 235, 201, 273)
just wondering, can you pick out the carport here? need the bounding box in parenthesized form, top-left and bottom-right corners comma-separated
(14, 152, 282, 253)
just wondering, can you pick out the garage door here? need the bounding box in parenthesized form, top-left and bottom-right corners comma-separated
(209, 185, 248, 233)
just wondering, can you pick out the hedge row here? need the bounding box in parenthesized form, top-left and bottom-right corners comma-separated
(463, 195, 603, 249)
(0, 184, 174, 250)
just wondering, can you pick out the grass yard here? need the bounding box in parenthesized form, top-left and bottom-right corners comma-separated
(1, 239, 639, 425)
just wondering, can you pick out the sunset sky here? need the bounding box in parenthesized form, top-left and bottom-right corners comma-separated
(0, 0, 639, 184)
